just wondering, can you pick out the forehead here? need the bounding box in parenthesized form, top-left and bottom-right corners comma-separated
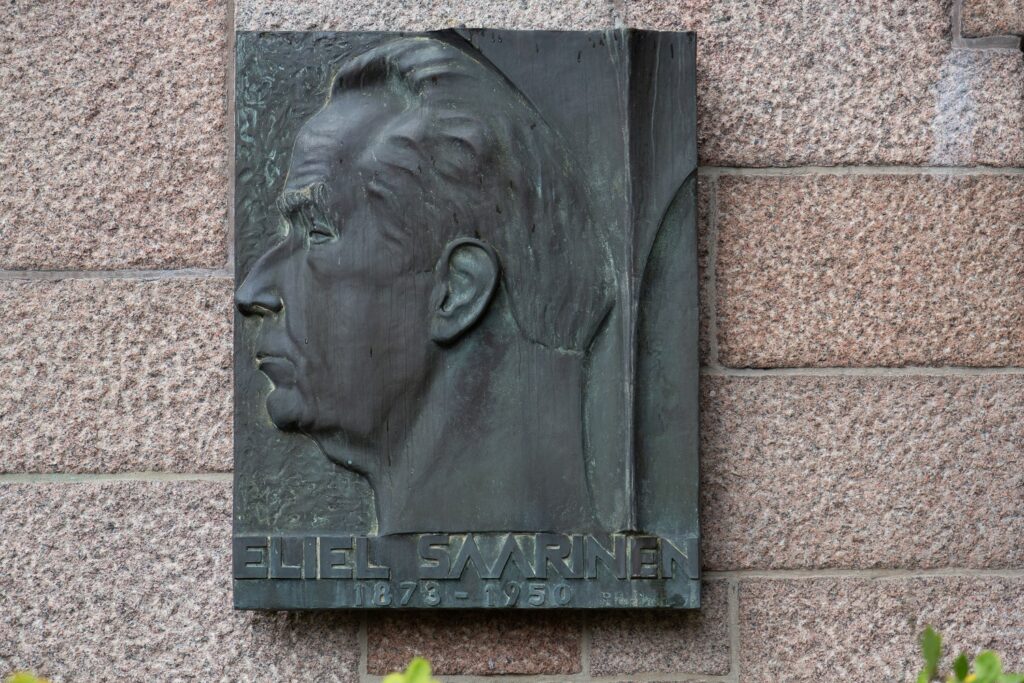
(284, 90, 398, 194)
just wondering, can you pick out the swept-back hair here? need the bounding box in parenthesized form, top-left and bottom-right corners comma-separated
(328, 36, 613, 353)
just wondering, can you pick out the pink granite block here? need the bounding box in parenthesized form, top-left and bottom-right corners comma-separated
(589, 580, 731, 676)
(739, 577, 1024, 682)
(701, 375, 1024, 571)
(697, 174, 713, 363)
(714, 174, 1024, 368)
(929, 50, 1024, 166)
(0, 481, 360, 681)
(963, 0, 1024, 36)
(236, 0, 615, 30)
(0, 0, 228, 270)
(367, 611, 582, 675)
(626, 0, 1024, 166)
(0, 278, 232, 473)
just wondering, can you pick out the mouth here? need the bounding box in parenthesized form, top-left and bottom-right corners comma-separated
(255, 352, 297, 385)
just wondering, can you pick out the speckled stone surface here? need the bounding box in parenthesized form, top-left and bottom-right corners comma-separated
(928, 50, 1024, 166)
(740, 577, 1024, 681)
(589, 580, 730, 676)
(0, 1, 228, 270)
(0, 482, 360, 682)
(697, 175, 712, 363)
(236, 0, 615, 30)
(714, 174, 1024, 368)
(701, 375, 1024, 571)
(627, 0, 1024, 166)
(367, 612, 581, 675)
(963, 0, 1024, 36)
(0, 278, 232, 473)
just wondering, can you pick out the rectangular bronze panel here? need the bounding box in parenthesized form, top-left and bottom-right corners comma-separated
(233, 28, 699, 609)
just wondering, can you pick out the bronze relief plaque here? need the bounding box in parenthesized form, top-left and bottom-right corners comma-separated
(233, 28, 699, 609)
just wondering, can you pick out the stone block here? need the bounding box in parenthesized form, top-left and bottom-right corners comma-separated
(0, 278, 232, 473)
(0, 481, 360, 681)
(929, 50, 1024, 166)
(236, 0, 615, 30)
(367, 612, 582, 675)
(697, 174, 712, 363)
(589, 580, 731, 676)
(963, 0, 1024, 36)
(701, 375, 1024, 571)
(626, 0, 1024, 166)
(739, 576, 1024, 681)
(714, 174, 1024, 367)
(0, 0, 228, 270)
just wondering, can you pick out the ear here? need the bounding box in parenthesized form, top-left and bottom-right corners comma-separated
(429, 238, 500, 345)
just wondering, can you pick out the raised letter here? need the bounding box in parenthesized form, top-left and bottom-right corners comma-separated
(233, 535, 268, 579)
(355, 536, 390, 579)
(269, 536, 302, 579)
(491, 534, 537, 579)
(660, 538, 690, 579)
(585, 535, 627, 579)
(449, 534, 488, 579)
(569, 535, 586, 578)
(630, 536, 658, 578)
(417, 534, 450, 579)
(536, 533, 578, 579)
(303, 536, 318, 579)
(319, 536, 353, 579)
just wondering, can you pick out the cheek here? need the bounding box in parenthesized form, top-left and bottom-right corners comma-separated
(305, 267, 433, 376)
(369, 273, 434, 361)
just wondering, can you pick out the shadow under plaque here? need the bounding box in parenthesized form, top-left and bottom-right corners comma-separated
(233, 28, 699, 609)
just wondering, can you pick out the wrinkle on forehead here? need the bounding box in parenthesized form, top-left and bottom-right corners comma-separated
(284, 90, 398, 193)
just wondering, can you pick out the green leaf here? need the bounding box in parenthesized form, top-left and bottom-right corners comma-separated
(7, 674, 49, 683)
(954, 654, 970, 681)
(381, 656, 439, 683)
(922, 627, 943, 675)
(403, 657, 437, 683)
(976, 651, 1003, 683)
(917, 671, 932, 683)
(996, 675, 1024, 683)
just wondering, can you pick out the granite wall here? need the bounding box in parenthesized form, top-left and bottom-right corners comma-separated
(1, 0, 1022, 681)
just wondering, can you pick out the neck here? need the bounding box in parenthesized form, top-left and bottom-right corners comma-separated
(316, 309, 596, 535)
(384, 332, 594, 534)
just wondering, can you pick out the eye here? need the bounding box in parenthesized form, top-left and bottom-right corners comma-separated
(308, 226, 333, 245)
(307, 217, 336, 245)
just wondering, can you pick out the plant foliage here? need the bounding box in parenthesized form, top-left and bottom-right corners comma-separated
(382, 656, 440, 683)
(5, 674, 50, 683)
(917, 627, 1024, 683)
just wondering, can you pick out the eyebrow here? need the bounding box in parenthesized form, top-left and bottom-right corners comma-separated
(276, 182, 328, 215)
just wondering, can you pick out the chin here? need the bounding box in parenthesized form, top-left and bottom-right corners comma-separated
(319, 446, 372, 476)
(264, 386, 314, 431)
(303, 421, 379, 477)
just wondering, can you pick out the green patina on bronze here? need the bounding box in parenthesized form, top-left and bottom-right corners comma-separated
(233, 28, 699, 609)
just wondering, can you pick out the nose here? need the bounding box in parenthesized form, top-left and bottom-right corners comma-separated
(235, 255, 284, 317)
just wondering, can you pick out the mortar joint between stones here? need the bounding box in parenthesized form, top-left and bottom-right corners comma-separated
(951, 0, 1023, 50)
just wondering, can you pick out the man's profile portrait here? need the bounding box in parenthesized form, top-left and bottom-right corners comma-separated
(235, 35, 616, 535)
(232, 27, 700, 610)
